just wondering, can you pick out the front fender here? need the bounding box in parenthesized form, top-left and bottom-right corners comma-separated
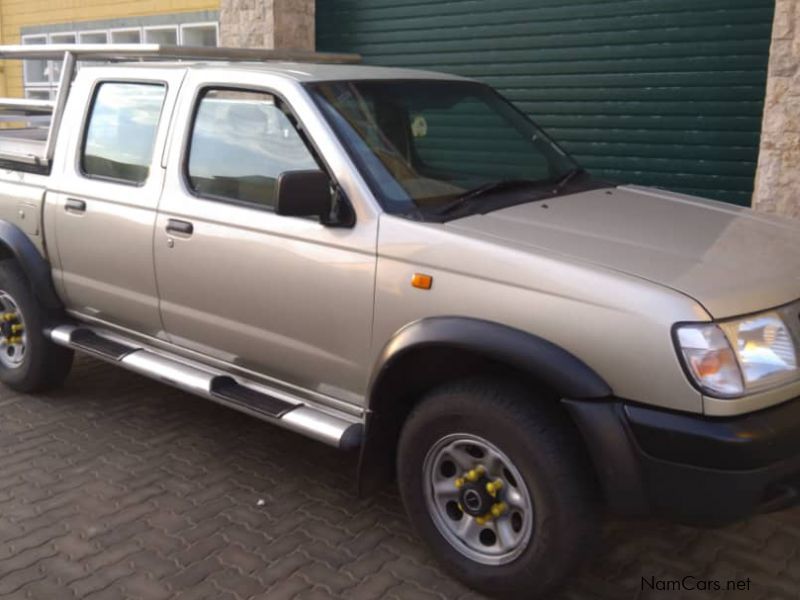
(358, 316, 611, 494)
(368, 316, 611, 407)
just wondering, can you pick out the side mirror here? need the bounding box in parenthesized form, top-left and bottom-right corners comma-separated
(275, 170, 333, 220)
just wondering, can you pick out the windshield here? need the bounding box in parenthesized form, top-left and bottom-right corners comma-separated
(307, 79, 582, 219)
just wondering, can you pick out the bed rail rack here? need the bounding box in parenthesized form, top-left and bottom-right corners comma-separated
(0, 44, 361, 170)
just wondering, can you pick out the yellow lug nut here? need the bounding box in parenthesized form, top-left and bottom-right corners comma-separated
(466, 465, 486, 482)
(486, 479, 504, 496)
(2, 313, 15, 321)
(454, 477, 465, 489)
(490, 502, 508, 518)
(8, 336, 22, 345)
(475, 515, 489, 526)
(10, 324, 23, 333)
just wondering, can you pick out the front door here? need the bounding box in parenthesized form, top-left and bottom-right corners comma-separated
(52, 73, 183, 337)
(154, 85, 376, 404)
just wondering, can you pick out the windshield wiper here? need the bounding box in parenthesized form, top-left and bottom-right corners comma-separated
(432, 179, 542, 216)
(551, 167, 585, 194)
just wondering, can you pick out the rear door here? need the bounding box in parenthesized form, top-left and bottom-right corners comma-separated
(50, 69, 184, 337)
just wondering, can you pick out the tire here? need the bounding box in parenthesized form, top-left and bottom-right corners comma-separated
(0, 260, 73, 393)
(397, 378, 599, 599)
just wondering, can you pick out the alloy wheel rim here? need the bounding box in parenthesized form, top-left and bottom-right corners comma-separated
(0, 291, 26, 368)
(423, 433, 534, 565)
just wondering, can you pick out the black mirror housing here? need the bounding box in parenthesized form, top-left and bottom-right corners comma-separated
(275, 170, 333, 220)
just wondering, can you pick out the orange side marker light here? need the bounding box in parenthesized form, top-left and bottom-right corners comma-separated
(411, 273, 433, 290)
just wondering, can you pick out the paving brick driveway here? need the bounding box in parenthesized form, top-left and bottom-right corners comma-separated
(0, 355, 797, 599)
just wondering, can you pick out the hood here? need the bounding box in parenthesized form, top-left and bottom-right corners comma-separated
(445, 185, 800, 318)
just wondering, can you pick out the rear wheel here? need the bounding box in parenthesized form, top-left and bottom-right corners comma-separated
(397, 379, 599, 599)
(0, 260, 73, 393)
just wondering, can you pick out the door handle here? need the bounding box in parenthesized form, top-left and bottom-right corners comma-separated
(65, 198, 86, 213)
(166, 218, 193, 236)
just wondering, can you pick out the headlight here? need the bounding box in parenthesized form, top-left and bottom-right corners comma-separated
(675, 307, 800, 398)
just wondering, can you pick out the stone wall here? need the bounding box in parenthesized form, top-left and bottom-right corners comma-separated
(219, 0, 314, 50)
(753, 0, 800, 219)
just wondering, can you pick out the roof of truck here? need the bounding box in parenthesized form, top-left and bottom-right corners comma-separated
(109, 60, 471, 83)
(4, 44, 467, 83)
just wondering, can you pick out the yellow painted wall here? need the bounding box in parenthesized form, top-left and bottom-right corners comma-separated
(0, 0, 219, 96)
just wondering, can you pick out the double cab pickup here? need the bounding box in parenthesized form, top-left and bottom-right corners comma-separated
(0, 44, 798, 598)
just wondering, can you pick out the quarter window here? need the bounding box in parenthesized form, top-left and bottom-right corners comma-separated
(81, 82, 166, 184)
(186, 89, 318, 208)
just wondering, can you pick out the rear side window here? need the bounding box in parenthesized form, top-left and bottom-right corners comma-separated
(81, 82, 166, 185)
(186, 88, 318, 208)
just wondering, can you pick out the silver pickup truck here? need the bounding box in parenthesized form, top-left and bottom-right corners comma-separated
(0, 44, 798, 599)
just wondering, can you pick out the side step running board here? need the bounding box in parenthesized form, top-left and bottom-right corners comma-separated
(69, 328, 137, 360)
(210, 376, 295, 418)
(50, 325, 362, 450)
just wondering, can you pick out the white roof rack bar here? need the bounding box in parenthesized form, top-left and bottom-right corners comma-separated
(0, 44, 362, 63)
(0, 99, 54, 113)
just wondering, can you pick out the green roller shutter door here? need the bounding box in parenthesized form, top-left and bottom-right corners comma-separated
(317, 0, 775, 206)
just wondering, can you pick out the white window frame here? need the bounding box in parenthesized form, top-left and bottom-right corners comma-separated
(24, 88, 52, 100)
(78, 30, 109, 44)
(143, 25, 179, 45)
(47, 32, 77, 91)
(21, 34, 49, 88)
(179, 22, 219, 46)
(109, 28, 142, 44)
(22, 21, 217, 97)
(49, 32, 77, 44)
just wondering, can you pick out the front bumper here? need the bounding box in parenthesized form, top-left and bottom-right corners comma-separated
(564, 396, 800, 525)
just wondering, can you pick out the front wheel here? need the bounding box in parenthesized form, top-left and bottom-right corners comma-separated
(397, 379, 599, 599)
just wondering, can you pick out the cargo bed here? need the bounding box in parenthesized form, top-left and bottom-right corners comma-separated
(0, 98, 52, 171)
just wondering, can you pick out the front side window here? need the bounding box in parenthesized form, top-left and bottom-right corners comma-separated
(186, 88, 318, 208)
(82, 82, 166, 184)
(309, 80, 583, 219)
